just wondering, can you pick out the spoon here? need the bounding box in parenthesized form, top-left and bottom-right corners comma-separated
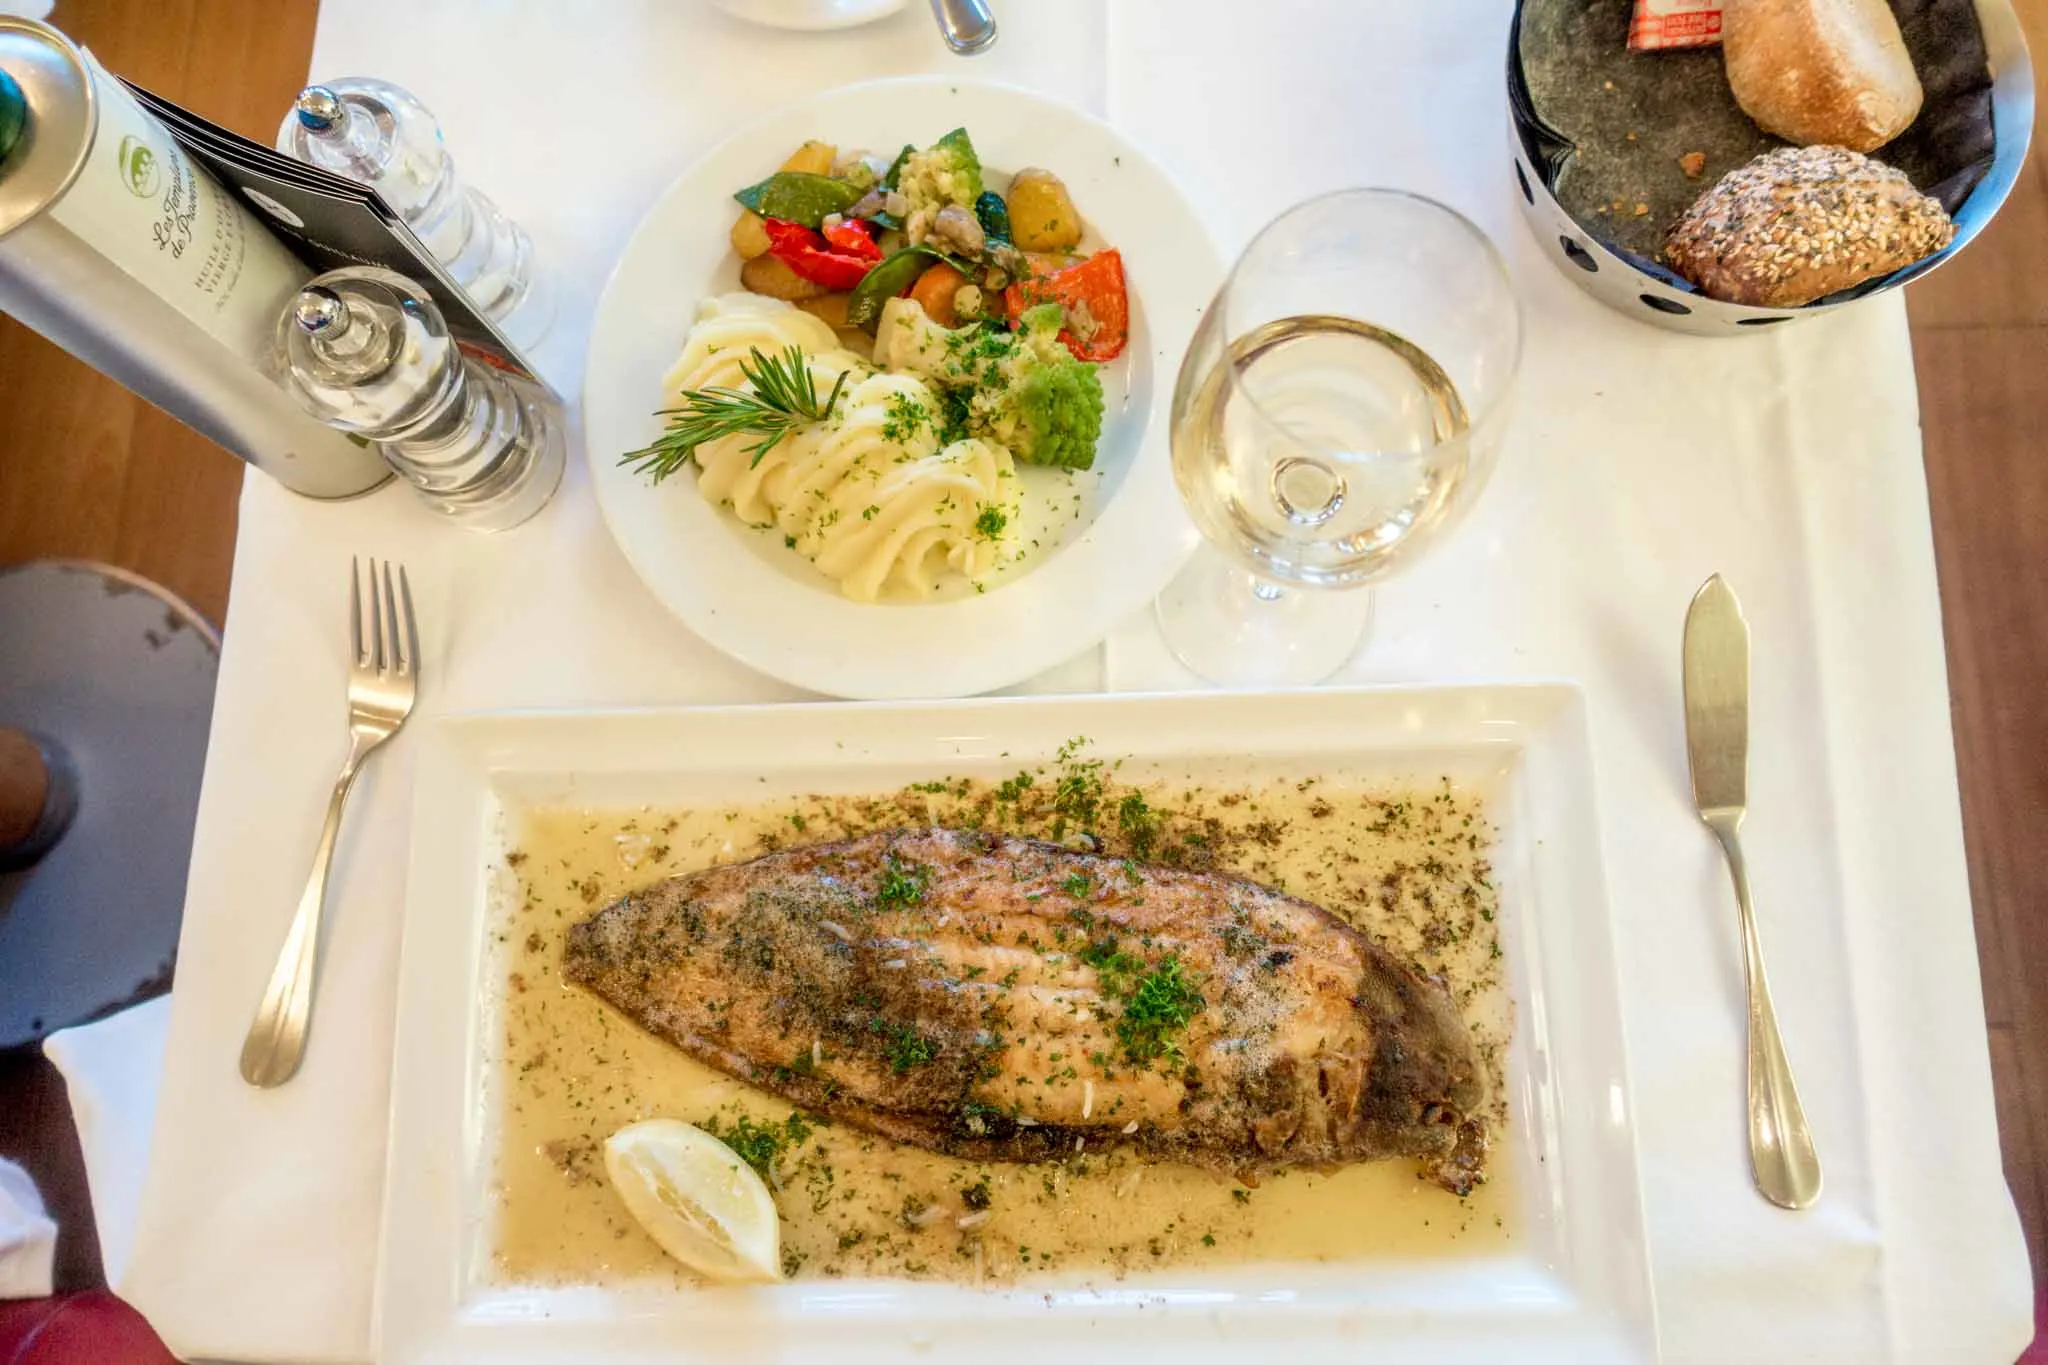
(929, 0, 996, 54)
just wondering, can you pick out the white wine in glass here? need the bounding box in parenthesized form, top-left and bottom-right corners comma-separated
(1156, 190, 1522, 685)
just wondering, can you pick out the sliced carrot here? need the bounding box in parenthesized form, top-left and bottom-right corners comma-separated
(908, 261, 968, 328)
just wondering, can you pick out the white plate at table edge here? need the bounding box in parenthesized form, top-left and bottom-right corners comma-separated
(708, 0, 905, 32)
(376, 684, 1657, 1364)
(582, 75, 1217, 701)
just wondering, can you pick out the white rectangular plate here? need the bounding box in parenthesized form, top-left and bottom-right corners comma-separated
(379, 685, 1657, 1363)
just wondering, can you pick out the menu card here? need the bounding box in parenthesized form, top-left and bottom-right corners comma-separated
(125, 82, 556, 398)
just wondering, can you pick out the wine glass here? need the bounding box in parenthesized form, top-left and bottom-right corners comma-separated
(1155, 189, 1523, 685)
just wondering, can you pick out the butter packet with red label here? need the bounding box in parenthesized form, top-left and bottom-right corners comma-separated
(1628, 0, 1723, 49)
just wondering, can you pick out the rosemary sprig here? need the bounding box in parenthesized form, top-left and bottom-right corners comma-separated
(619, 345, 848, 483)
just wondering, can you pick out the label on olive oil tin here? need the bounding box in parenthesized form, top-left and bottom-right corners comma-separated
(47, 48, 307, 363)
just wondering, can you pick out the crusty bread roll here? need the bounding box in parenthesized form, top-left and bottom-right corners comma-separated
(1722, 0, 1924, 152)
(1665, 146, 1954, 307)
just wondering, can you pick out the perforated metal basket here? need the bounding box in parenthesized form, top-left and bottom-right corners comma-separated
(1507, 0, 2034, 336)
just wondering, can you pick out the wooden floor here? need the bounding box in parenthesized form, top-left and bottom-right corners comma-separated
(0, 0, 312, 624)
(1, 0, 2045, 1344)
(1910, 0, 2048, 1320)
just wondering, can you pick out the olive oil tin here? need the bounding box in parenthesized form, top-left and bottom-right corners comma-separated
(0, 17, 388, 496)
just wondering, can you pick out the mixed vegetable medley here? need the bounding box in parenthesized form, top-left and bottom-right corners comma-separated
(727, 127, 1130, 366)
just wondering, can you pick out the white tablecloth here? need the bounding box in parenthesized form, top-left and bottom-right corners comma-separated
(101, 2, 2027, 1361)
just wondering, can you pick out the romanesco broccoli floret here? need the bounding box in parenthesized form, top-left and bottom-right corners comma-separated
(897, 128, 983, 222)
(872, 297, 1104, 471)
(961, 304, 1103, 471)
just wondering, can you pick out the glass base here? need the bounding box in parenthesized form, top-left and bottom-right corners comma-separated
(1154, 544, 1373, 686)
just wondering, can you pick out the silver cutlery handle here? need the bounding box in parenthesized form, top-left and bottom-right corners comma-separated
(1712, 822, 1823, 1209)
(239, 742, 367, 1088)
(928, 0, 997, 54)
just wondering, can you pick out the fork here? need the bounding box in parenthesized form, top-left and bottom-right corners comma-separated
(240, 558, 419, 1088)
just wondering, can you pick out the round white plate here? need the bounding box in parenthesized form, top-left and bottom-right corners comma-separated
(583, 77, 1219, 700)
(706, 0, 904, 32)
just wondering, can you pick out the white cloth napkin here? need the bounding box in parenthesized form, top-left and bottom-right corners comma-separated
(0, 1158, 57, 1300)
(41, 996, 172, 1290)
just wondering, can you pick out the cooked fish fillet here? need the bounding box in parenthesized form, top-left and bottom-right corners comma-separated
(564, 828, 1487, 1189)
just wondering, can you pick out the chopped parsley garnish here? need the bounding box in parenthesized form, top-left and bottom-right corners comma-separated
(875, 853, 930, 909)
(884, 1023, 938, 1073)
(1077, 938, 1205, 1069)
(1051, 737, 1105, 835)
(962, 1176, 992, 1210)
(1077, 935, 1143, 997)
(1116, 955, 1204, 1067)
(1117, 792, 1159, 859)
(881, 391, 931, 444)
(996, 771, 1033, 803)
(700, 1111, 816, 1180)
(935, 385, 973, 445)
(1061, 871, 1093, 899)
(973, 503, 1008, 540)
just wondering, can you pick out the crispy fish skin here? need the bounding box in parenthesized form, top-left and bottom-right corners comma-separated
(563, 828, 1487, 1188)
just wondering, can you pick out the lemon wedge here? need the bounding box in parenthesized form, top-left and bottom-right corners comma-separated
(603, 1118, 781, 1283)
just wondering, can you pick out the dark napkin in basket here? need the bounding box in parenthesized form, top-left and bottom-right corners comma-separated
(1517, 0, 1996, 268)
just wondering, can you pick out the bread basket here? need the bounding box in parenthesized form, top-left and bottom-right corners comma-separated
(1507, 0, 2034, 336)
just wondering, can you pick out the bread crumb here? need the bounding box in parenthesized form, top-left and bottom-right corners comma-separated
(1603, 80, 1617, 91)
(1633, 202, 1650, 217)
(1625, 131, 1639, 142)
(1680, 151, 1707, 178)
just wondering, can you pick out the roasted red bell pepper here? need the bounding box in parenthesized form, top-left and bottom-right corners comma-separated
(763, 216, 880, 291)
(1004, 247, 1129, 362)
(820, 215, 882, 261)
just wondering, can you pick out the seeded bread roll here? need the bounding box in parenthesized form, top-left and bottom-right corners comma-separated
(1665, 145, 1954, 308)
(1722, 0, 1924, 152)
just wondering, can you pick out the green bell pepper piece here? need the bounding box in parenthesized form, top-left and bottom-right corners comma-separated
(732, 171, 862, 229)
